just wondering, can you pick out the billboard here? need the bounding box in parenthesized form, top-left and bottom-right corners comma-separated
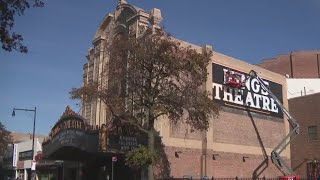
(212, 63, 284, 118)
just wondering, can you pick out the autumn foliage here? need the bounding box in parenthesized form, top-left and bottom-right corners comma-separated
(70, 29, 219, 179)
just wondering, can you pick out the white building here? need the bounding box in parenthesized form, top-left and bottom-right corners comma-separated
(287, 79, 320, 99)
(4, 138, 43, 180)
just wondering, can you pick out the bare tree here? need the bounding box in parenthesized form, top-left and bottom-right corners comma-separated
(71, 29, 219, 180)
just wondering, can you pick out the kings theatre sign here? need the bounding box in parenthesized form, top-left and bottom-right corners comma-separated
(212, 63, 284, 118)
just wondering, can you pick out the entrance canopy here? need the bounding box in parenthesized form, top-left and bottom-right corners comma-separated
(42, 106, 99, 160)
(42, 106, 147, 161)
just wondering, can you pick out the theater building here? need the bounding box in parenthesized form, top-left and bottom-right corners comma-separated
(40, 1, 291, 179)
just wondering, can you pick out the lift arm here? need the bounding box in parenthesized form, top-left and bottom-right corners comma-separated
(249, 70, 300, 175)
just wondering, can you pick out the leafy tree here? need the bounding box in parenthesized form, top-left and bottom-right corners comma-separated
(0, 0, 44, 53)
(125, 145, 157, 169)
(0, 122, 12, 159)
(70, 29, 219, 180)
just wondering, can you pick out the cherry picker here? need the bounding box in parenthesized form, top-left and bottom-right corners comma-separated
(224, 70, 300, 179)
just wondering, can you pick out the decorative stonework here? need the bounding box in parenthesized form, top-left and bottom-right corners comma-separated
(117, 0, 127, 9)
(60, 106, 77, 119)
(150, 8, 162, 29)
(83, 2, 161, 125)
(99, 124, 108, 152)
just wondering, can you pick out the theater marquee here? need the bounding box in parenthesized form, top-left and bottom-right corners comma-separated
(212, 63, 283, 118)
(43, 106, 148, 158)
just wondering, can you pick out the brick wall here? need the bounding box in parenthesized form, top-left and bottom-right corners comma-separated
(258, 51, 320, 78)
(206, 150, 286, 178)
(157, 107, 288, 178)
(213, 109, 284, 148)
(170, 121, 202, 140)
(163, 147, 286, 178)
(258, 54, 292, 78)
(289, 93, 320, 177)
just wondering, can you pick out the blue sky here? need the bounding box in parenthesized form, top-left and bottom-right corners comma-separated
(1, 0, 320, 135)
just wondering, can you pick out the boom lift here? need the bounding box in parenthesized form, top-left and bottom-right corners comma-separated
(249, 70, 300, 176)
(224, 69, 300, 177)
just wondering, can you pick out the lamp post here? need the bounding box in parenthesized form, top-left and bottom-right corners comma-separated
(12, 107, 37, 180)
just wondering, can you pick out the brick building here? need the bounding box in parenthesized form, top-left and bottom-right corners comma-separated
(41, 1, 292, 179)
(258, 51, 320, 78)
(289, 93, 320, 178)
(81, 1, 290, 178)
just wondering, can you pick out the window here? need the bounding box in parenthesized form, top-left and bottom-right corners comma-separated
(19, 150, 32, 161)
(308, 126, 318, 141)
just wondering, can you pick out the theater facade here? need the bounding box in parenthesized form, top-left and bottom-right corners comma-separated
(37, 106, 146, 180)
(39, 1, 290, 179)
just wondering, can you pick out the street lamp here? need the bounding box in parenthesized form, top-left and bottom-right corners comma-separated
(12, 107, 37, 180)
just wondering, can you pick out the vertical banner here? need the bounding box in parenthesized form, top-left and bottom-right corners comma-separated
(12, 144, 17, 167)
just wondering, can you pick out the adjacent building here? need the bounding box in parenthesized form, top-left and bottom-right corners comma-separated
(2, 138, 44, 180)
(289, 93, 320, 178)
(287, 79, 320, 99)
(257, 50, 320, 178)
(258, 50, 320, 78)
(257, 50, 320, 99)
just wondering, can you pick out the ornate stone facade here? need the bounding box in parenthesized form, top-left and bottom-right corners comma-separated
(82, 1, 162, 127)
